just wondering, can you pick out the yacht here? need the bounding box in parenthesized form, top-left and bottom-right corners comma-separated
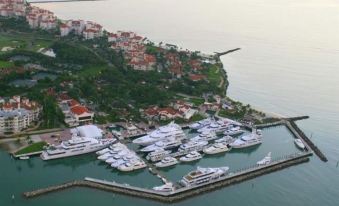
(190, 131, 217, 142)
(203, 142, 230, 154)
(118, 159, 147, 172)
(214, 135, 235, 144)
(110, 154, 138, 168)
(223, 126, 244, 136)
(257, 152, 272, 166)
(229, 130, 262, 149)
(140, 138, 181, 152)
(152, 182, 174, 192)
(132, 122, 186, 146)
(197, 120, 233, 134)
(146, 149, 171, 162)
(180, 166, 229, 187)
(155, 157, 179, 168)
(179, 151, 202, 162)
(98, 149, 129, 161)
(294, 139, 305, 150)
(189, 118, 214, 130)
(178, 140, 208, 152)
(41, 137, 115, 160)
(96, 148, 111, 156)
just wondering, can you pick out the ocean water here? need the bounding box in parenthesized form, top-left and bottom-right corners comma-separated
(1, 0, 339, 205)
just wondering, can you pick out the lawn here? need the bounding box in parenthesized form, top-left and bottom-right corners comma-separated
(0, 60, 14, 68)
(15, 141, 47, 155)
(78, 65, 107, 78)
(190, 97, 205, 106)
(204, 64, 221, 85)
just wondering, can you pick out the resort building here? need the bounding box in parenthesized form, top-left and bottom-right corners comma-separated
(0, 96, 42, 134)
(0, 0, 26, 17)
(26, 6, 57, 30)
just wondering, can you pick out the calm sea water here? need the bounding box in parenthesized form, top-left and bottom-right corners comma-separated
(2, 0, 339, 205)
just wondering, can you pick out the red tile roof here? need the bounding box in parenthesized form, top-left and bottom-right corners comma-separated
(71, 105, 90, 115)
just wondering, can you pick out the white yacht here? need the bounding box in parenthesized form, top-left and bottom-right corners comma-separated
(197, 120, 233, 134)
(96, 148, 111, 156)
(179, 151, 202, 162)
(132, 122, 186, 146)
(257, 152, 272, 166)
(223, 126, 244, 136)
(118, 159, 147, 172)
(178, 140, 208, 152)
(152, 182, 174, 192)
(203, 142, 230, 154)
(140, 138, 181, 152)
(180, 166, 229, 187)
(229, 130, 262, 149)
(110, 154, 138, 168)
(189, 118, 214, 130)
(41, 137, 115, 160)
(146, 149, 171, 162)
(190, 131, 217, 142)
(294, 139, 305, 150)
(214, 135, 235, 144)
(155, 157, 179, 168)
(98, 149, 129, 161)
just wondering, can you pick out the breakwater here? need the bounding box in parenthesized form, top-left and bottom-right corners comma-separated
(23, 152, 311, 202)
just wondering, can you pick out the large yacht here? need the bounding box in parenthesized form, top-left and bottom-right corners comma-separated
(41, 137, 115, 160)
(178, 140, 208, 152)
(197, 120, 233, 134)
(190, 131, 217, 142)
(117, 159, 147, 172)
(180, 166, 229, 187)
(203, 142, 230, 154)
(146, 149, 171, 162)
(214, 135, 235, 144)
(189, 118, 214, 130)
(140, 138, 182, 152)
(132, 122, 186, 146)
(223, 126, 244, 136)
(179, 151, 202, 162)
(155, 157, 179, 168)
(229, 130, 262, 149)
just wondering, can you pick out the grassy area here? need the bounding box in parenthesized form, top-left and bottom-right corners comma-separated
(0, 60, 14, 68)
(15, 141, 47, 155)
(204, 64, 221, 85)
(190, 97, 205, 106)
(190, 113, 205, 122)
(78, 65, 107, 78)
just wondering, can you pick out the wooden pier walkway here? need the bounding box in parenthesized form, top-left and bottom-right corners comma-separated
(23, 152, 311, 202)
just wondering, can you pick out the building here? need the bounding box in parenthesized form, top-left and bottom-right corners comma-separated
(0, 96, 42, 134)
(0, 0, 26, 18)
(26, 6, 57, 30)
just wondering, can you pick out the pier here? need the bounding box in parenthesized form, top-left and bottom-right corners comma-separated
(23, 152, 311, 202)
(214, 48, 241, 57)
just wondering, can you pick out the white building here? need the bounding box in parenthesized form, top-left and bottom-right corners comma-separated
(0, 96, 42, 134)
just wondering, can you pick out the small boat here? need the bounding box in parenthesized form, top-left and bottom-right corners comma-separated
(155, 157, 178, 168)
(180, 151, 202, 162)
(96, 148, 111, 155)
(19, 156, 30, 160)
(203, 143, 230, 154)
(152, 182, 174, 192)
(294, 139, 305, 150)
(257, 152, 271, 166)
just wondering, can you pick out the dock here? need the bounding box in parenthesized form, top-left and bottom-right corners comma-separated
(23, 152, 311, 202)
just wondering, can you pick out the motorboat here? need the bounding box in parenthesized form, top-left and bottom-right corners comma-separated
(96, 148, 111, 155)
(294, 139, 305, 150)
(117, 159, 147, 172)
(189, 118, 214, 130)
(223, 126, 244, 136)
(229, 130, 262, 149)
(152, 182, 174, 192)
(19, 156, 30, 160)
(190, 131, 217, 142)
(110, 154, 138, 168)
(214, 135, 235, 144)
(178, 140, 208, 152)
(146, 149, 171, 162)
(155, 157, 178, 168)
(41, 137, 115, 160)
(180, 166, 229, 187)
(197, 120, 233, 134)
(203, 142, 230, 154)
(179, 151, 202, 162)
(140, 138, 181, 152)
(257, 152, 272, 166)
(132, 122, 186, 146)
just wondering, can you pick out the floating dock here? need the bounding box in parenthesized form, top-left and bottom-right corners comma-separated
(23, 152, 311, 202)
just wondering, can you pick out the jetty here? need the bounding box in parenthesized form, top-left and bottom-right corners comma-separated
(214, 48, 241, 57)
(23, 152, 311, 202)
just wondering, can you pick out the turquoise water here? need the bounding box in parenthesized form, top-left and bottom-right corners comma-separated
(2, 0, 339, 205)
